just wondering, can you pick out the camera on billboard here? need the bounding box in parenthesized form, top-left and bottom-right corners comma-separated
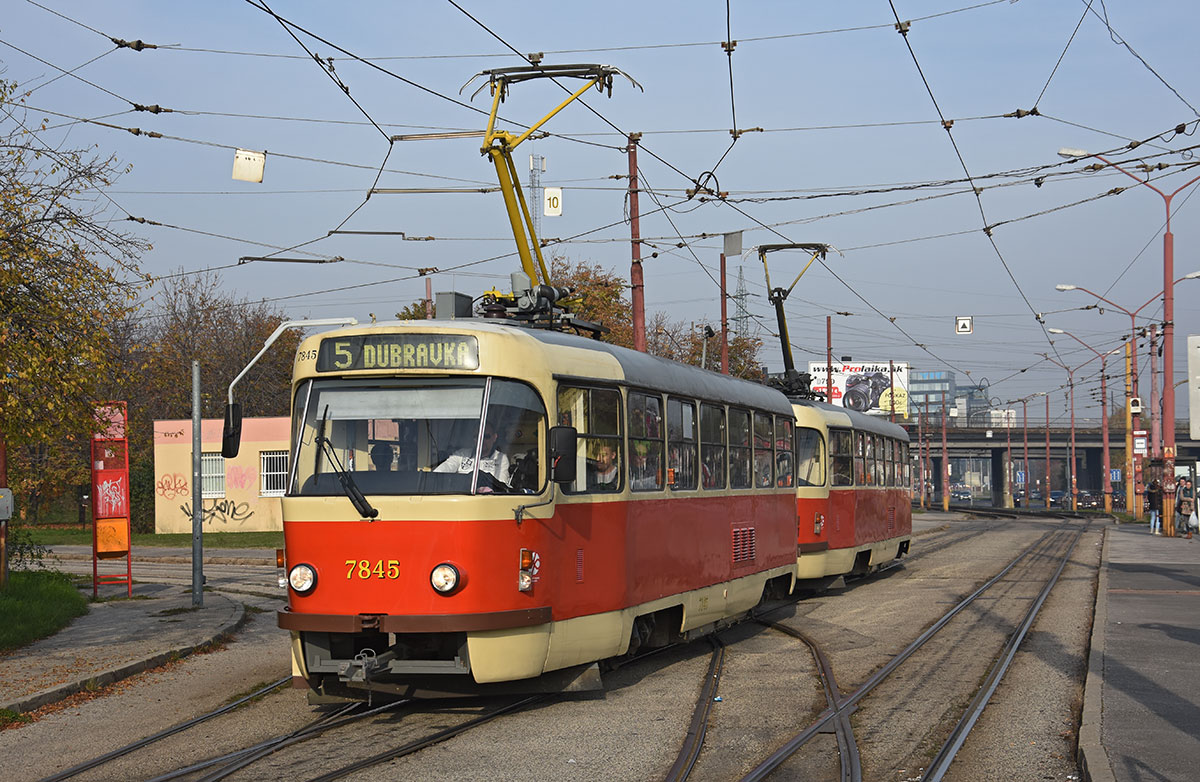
(842, 371, 890, 412)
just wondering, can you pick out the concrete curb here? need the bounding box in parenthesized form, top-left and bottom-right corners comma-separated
(1077, 524, 1116, 782)
(0, 602, 250, 716)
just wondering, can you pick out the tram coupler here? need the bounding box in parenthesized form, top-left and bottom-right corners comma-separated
(338, 648, 396, 683)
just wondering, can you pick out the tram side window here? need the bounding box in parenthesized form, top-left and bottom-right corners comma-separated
(558, 386, 622, 494)
(854, 431, 867, 485)
(830, 429, 853, 487)
(729, 408, 752, 489)
(885, 437, 895, 486)
(667, 397, 698, 490)
(775, 418, 794, 488)
(753, 412, 774, 488)
(901, 442, 911, 488)
(876, 436, 887, 486)
(795, 428, 826, 487)
(629, 391, 664, 491)
(700, 403, 726, 490)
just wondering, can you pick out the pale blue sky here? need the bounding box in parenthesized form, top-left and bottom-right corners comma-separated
(4, 1, 1199, 423)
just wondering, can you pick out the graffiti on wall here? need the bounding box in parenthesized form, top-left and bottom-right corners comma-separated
(156, 473, 189, 499)
(226, 466, 257, 490)
(96, 475, 127, 517)
(178, 498, 255, 526)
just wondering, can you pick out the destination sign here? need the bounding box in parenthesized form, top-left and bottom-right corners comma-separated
(317, 334, 479, 372)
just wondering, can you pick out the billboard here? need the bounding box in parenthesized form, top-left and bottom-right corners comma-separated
(808, 361, 909, 418)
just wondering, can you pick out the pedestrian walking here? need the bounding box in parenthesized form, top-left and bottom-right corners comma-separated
(1147, 479, 1163, 535)
(1175, 477, 1194, 539)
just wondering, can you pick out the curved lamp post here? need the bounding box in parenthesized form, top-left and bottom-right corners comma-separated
(1058, 145, 1200, 532)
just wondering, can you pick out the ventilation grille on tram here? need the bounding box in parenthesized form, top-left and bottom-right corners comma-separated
(887, 506, 896, 532)
(732, 526, 757, 563)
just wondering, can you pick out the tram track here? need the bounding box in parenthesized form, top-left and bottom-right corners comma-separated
(657, 518, 1090, 781)
(748, 520, 1088, 781)
(37, 678, 291, 782)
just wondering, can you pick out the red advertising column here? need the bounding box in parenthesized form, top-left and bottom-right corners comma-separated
(91, 402, 132, 598)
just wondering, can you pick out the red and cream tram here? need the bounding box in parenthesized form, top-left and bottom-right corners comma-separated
(225, 318, 910, 700)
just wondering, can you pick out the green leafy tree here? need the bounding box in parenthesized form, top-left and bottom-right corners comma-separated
(0, 80, 148, 554)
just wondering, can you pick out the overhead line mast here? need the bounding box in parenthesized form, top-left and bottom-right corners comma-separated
(467, 63, 641, 291)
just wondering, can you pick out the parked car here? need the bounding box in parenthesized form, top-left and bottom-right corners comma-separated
(1049, 490, 1067, 507)
(951, 489, 972, 502)
(1076, 491, 1099, 509)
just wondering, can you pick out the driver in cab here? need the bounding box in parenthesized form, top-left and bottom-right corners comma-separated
(434, 426, 511, 490)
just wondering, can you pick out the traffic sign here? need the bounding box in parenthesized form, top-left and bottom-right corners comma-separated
(1016, 470, 1026, 484)
(955, 316, 973, 335)
(1110, 469, 1122, 482)
(544, 187, 562, 217)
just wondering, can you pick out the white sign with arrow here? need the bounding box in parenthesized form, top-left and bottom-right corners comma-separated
(955, 316, 973, 335)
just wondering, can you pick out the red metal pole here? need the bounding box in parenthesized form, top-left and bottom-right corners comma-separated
(826, 316, 833, 405)
(1023, 399, 1029, 506)
(1163, 227, 1177, 532)
(1045, 393, 1052, 510)
(918, 405, 925, 509)
(1149, 323, 1160, 459)
(1006, 411, 1013, 508)
(425, 277, 433, 319)
(1101, 356, 1112, 513)
(1069, 370, 1077, 511)
(941, 391, 949, 512)
(628, 133, 646, 352)
(889, 360, 896, 423)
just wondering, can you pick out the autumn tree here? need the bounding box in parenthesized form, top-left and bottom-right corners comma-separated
(102, 271, 302, 530)
(549, 255, 763, 378)
(395, 299, 431, 320)
(0, 80, 149, 544)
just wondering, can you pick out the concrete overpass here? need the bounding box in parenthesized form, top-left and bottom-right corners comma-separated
(902, 423, 1200, 505)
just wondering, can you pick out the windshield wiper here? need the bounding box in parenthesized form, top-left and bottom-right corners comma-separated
(313, 411, 378, 519)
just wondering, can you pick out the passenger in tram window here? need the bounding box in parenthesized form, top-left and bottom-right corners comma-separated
(587, 441, 621, 492)
(370, 443, 394, 471)
(630, 441, 662, 490)
(776, 451, 793, 487)
(434, 425, 512, 489)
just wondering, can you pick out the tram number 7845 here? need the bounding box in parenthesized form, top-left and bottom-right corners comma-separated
(345, 559, 401, 580)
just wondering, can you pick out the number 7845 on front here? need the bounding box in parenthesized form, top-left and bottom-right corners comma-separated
(346, 559, 400, 580)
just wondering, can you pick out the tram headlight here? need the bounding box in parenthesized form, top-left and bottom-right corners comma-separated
(430, 563, 460, 594)
(288, 563, 317, 594)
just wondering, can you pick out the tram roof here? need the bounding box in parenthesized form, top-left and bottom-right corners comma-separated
(792, 398, 910, 440)
(525, 327, 794, 415)
(337, 318, 794, 415)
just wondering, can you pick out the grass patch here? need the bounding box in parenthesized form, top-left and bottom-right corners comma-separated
(0, 571, 89, 653)
(0, 708, 33, 728)
(25, 528, 283, 549)
(155, 606, 199, 617)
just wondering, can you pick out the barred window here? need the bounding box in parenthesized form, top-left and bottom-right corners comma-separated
(260, 450, 289, 497)
(201, 453, 225, 499)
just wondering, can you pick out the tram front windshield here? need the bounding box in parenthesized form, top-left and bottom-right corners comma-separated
(290, 377, 546, 496)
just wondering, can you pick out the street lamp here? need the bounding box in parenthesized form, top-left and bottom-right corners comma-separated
(1047, 328, 1123, 513)
(1058, 145, 1200, 534)
(1055, 271, 1200, 519)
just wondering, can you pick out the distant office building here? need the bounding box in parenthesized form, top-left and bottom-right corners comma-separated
(910, 370, 957, 415)
(958, 384, 992, 426)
